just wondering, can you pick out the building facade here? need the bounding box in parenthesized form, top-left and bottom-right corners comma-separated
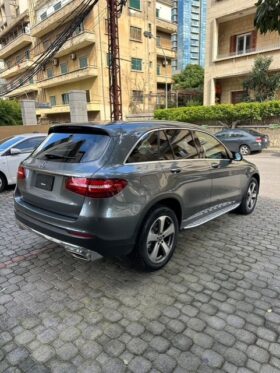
(204, 0, 280, 106)
(176, 0, 207, 71)
(0, 0, 177, 122)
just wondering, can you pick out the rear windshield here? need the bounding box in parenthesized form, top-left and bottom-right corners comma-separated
(244, 129, 261, 136)
(0, 136, 24, 152)
(31, 132, 110, 163)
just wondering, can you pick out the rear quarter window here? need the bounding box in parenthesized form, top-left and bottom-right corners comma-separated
(31, 132, 110, 163)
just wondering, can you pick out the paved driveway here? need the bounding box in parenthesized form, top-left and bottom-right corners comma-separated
(0, 153, 279, 373)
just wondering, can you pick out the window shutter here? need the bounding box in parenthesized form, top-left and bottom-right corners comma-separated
(251, 30, 257, 51)
(229, 35, 237, 54)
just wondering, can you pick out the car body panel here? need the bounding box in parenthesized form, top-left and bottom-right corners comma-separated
(14, 121, 260, 258)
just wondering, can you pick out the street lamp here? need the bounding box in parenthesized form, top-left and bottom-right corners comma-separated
(144, 31, 168, 109)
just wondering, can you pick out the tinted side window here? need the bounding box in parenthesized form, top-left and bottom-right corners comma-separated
(127, 131, 174, 163)
(229, 132, 246, 138)
(16, 137, 45, 153)
(127, 131, 159, 163)
(216, 132, 230, 139)
(166, 129, 199, 159)
(195, 131, 228, 159)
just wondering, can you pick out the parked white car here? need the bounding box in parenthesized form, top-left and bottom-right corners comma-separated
(0, 133, 46, 192)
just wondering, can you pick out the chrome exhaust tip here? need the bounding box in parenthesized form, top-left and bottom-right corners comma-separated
(64, 245, 95, 261)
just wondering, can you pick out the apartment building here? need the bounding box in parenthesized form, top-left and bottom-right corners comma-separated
(204, 0, 280, 106)
(0, 0, 177, 122)
(0, 0, 35, 100)
(176, 0, 207, 71)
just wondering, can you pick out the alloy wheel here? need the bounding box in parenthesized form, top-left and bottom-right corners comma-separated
(240, 145, 250, 155)
(146, 215, 175, 264)
(246, 180, 258, 210)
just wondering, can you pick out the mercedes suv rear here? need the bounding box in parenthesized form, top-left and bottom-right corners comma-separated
(14, 122, 260, 270)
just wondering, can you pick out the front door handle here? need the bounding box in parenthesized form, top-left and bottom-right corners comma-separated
(170, 168, 181, 174)
(211, 162, 220, 169)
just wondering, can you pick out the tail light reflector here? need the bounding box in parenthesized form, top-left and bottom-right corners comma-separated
(65, 178, 127, 198)
(256, 137, 262, 143)
(17, 166, 26, 180)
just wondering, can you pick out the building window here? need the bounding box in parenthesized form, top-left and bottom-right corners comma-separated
(156, 36, 161, 47)
(157, 64, 161, 75)
(46, 68, 53, 78)
(86, 90, 90, 103)
(40, 12, 47, 20)
(62, 93, 69, 105)
(25, 49, 30, 60)
(236, 33, 251, 55)
(130, 26, 142, 42)
(43, 39, 50, 50)
(73, 22, 84, 36)
(16, 55, 22, 64)
(156, 8, 160, 18)
(129, 0, 141, 11)
(132, 90, 144, 102)
(148, 23, 152, 32)
(53, 1, 61, 11)
(50, 96, 56, 106)
(79, 56, 88, 69)
(107, 52, 112, 67)
(131, 58, 142, 71)
(60, 63, 68, 75)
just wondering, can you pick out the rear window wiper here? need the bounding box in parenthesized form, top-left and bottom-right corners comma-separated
(44, 153, 76, 160)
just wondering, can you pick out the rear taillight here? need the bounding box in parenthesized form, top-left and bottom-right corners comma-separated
(17, 166, 26, 180)
(65, 178, 128, 198)
(256, 137, 262, 143)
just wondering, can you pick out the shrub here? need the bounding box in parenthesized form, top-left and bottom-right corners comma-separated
(154, 100, 280, 126)
(0, 100, 22, 126)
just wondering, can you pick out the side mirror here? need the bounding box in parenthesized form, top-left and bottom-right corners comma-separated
(232, 152, 243, 161)
(10, 148, 22, 155)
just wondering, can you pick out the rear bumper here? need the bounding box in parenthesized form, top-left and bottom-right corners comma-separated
(15, 206, 135, 258)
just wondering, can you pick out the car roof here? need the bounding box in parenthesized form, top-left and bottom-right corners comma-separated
(50, 121, 202, 137)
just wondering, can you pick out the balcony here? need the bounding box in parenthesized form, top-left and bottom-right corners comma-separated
(31, 0, 83, 37)
(37, 66, 98, 88)
(213, 43, 280, 78)
(55, 31, 95, 58)
(156, 18, 177, 34)
(0, 32, 32, 59)
(157, 75, 173, 84)
(0, 59, 34, 79)
(156, 47, 176, 59)
(36, 101, 100, 116)
(5, 83, 38, 98)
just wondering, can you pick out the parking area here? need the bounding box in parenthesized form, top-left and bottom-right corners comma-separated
(0, 152, 279, 373)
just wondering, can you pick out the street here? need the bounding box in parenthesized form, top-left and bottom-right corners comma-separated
(0, 152, 279, 373)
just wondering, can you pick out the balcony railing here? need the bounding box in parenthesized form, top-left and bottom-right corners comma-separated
(36, 101, 101, 114)
(216, 43, 280, 61)
(0, 31, 32, 59)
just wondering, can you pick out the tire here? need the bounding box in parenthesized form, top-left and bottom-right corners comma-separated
(239, 144, 251, 156)
(132, 205, 179, 271)
(0, 173, 7, 193)
(235, 177, 259, 215)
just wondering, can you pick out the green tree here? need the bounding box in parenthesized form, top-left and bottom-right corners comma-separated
(0, 100, 22, 125)
(243, 56, 280, 102)
(255, 0, 280, 34)
(173, 64, 204, 90)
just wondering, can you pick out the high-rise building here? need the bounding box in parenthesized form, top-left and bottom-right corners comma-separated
(204, 0, 280, 106)
(0, 0, 177, 122)
(176, 0, 207, 71)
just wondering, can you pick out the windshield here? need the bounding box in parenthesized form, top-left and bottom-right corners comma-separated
(31, 132, 110, 163)
(0, 136, 24, 152)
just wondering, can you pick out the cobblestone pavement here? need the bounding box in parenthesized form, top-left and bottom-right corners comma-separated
(0, 152, 279, 373)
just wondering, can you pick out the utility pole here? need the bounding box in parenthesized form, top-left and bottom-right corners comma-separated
(107, 0, 126, 121)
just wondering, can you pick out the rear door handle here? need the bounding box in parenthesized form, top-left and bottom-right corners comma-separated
(211, 162, 220, 169)
(170, 168, 181, 174)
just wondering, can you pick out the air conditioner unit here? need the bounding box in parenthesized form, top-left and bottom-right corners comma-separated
(162, 60, 169, 66)
(70, 53, 76, 60)
(53, 58, 58, 66)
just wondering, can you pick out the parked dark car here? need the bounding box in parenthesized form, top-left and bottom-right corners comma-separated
(15, 122, 260, 271)
(215, 128, 270, 155)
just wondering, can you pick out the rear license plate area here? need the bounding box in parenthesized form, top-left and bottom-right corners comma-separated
(35, 173, 54, 191)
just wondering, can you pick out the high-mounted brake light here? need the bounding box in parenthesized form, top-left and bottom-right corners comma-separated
(65, 178, 128, 198)
(17, 166, 26, 180)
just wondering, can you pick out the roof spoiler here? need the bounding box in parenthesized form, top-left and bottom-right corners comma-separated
(49, 124, 110, 136)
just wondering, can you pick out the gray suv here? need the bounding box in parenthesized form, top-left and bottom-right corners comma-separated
(14, 122, 260, 270)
